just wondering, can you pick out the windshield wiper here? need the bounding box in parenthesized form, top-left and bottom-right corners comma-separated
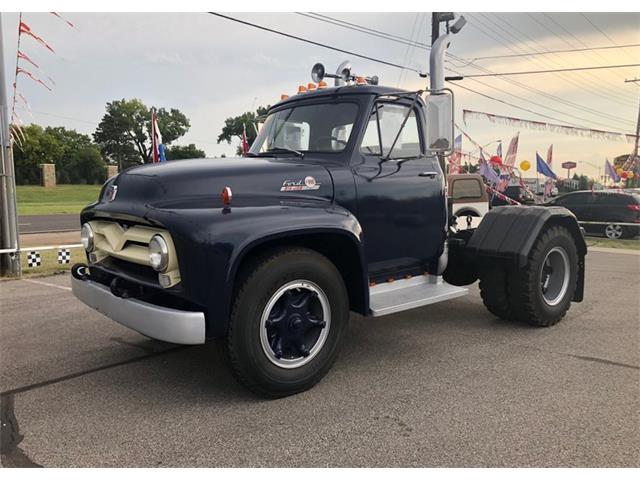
(266, 147, 304, 158)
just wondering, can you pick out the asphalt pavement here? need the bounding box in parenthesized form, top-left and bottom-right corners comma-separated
(18, 214, 79, 234)
(0, 250, 638, 467)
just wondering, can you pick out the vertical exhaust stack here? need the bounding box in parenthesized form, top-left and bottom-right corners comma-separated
(429, 34, 451, 92)
(429, 15, 466, 91)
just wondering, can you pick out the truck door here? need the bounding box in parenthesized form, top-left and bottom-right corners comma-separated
(351, 99, 446, 279)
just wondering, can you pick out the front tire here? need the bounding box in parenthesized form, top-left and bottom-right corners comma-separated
(226, 248, 349, 398)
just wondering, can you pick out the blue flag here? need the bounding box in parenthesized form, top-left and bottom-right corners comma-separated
(536, 152, 557, 179)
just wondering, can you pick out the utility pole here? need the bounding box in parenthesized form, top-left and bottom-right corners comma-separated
(0, 14, 21, 276)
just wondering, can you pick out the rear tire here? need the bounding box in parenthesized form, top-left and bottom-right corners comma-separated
(478, 267, 513, 320)
(226, 247, 349, 398)
(506, 225, 578, 326)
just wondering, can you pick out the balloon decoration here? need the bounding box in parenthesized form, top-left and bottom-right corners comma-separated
(620, 171, 629, 180)
(519, 160, 531, 171)
(628, 171, 635, 179)
(616, 167, 624, 176)
(490, 155, 503, 165)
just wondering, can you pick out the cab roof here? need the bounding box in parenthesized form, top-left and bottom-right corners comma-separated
(273, 84, 412, 110)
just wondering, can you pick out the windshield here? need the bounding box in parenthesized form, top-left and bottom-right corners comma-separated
(249, 102, 358, 155)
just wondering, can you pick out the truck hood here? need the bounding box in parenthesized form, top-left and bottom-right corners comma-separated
(108, 157, 334, 210)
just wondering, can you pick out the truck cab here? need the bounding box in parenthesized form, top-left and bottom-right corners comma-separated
(72, 20, 587, 398)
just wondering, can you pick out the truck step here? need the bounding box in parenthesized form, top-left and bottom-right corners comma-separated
(369, 275, 468, 317)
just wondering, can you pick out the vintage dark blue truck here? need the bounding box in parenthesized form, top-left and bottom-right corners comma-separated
(72, 22, 586, 397)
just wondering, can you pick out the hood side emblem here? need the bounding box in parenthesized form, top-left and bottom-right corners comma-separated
(280, 176, 321, 192)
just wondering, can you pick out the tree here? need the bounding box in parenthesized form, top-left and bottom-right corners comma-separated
(94, 99, 190, 169)
(460, 162, 479, 174)
(13, 124, 106, 185)
(217, 106, 269, 155)
(165, 144, 206, 160)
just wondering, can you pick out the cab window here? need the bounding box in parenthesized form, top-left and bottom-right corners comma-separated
(360, 103, 421, 159)
(451, 178, 482, 200)
(250, 102, 358, 154)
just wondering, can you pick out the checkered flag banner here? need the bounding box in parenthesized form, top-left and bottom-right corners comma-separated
(27, 251, 41, 268)
(58, 248, 71, 264)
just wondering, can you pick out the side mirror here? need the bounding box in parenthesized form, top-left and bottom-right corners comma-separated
(424, 89, 454, 155)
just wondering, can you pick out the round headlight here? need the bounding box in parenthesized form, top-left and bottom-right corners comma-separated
(148, 235, 169, 272)
(80, 223, 95, 252)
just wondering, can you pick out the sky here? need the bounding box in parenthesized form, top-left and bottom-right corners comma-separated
(2, 11, 639, 179)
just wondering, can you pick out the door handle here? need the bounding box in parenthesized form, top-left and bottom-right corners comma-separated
(418, 171, 438, 179)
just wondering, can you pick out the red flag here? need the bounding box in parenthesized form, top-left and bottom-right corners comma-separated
(19, 22, 55, 53)
(50, 12, 75, 28)
(242, 123, 249, 155)
(16, 67, 52, 91)
(17, 51, 39, 68)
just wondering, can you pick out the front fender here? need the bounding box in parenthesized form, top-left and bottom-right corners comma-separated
(153, 202, 365, 338)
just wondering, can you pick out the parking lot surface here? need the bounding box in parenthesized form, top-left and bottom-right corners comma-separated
(1, 250, 638, 467)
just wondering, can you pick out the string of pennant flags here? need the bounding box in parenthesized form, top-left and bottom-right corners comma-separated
(462, 109, 639, 144)
(10, 12, 75, 146)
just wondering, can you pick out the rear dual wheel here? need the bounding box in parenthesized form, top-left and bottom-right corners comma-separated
(479, 225, 578, 326)
(226, 248, 349, 398)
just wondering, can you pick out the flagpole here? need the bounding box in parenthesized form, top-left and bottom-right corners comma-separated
(0, 14, 21, 276)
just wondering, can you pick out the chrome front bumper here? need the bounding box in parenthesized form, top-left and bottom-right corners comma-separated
(72, 276, 206, 345)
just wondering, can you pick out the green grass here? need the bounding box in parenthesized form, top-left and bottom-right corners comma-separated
(586, 237, 640, 250)
(17, 184, 101, 215)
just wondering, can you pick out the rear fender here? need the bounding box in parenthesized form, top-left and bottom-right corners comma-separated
(466, 206, 587, 301)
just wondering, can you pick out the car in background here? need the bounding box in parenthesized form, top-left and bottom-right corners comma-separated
(448, 173, 488, 229)
(544, 190, 640, 239)
(490, 185, 535, 207)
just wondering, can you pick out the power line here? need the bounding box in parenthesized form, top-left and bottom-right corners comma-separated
(579, 13, 639, 64)
(457, 63, 640, 78)
(295, 13, 430, 52)
(208, 12, 421, 74)
(469, 13, 635, 107)
(470, 43, 640, 61)
(298, 12, 636, 130)
(210, 12, 636, 135)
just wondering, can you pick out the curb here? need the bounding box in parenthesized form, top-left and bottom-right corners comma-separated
(588, 246, 640, 256)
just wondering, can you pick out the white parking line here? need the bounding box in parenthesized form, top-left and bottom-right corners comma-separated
(23, 278, 72, 292)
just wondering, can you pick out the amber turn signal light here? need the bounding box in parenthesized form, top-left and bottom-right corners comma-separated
(222, 186, 232, 206)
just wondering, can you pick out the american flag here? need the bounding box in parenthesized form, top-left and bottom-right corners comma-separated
(151, 109, 166, 163)
(241, 123, 249, 155)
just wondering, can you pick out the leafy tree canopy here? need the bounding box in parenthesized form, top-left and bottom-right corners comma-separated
(165, 144, 206, 160)
(94, 98, 190, 169)
(14, 124, 106, 185)
(217, 106, 269, 155)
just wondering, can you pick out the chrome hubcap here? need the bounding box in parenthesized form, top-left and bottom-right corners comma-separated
(540, 246, 570, 307)
(260, 280, 330, 369)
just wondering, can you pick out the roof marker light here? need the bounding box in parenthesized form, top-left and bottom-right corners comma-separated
(355, 76, 366, 85)
(307, 82, 317, 91)
(280, 94, 289, 100)
(317, 80, 327, 89)
(222, 186, 232, 206)
(297, 85, 307, 94)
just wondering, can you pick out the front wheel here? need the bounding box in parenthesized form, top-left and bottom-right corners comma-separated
(226, 248, 349, 398)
